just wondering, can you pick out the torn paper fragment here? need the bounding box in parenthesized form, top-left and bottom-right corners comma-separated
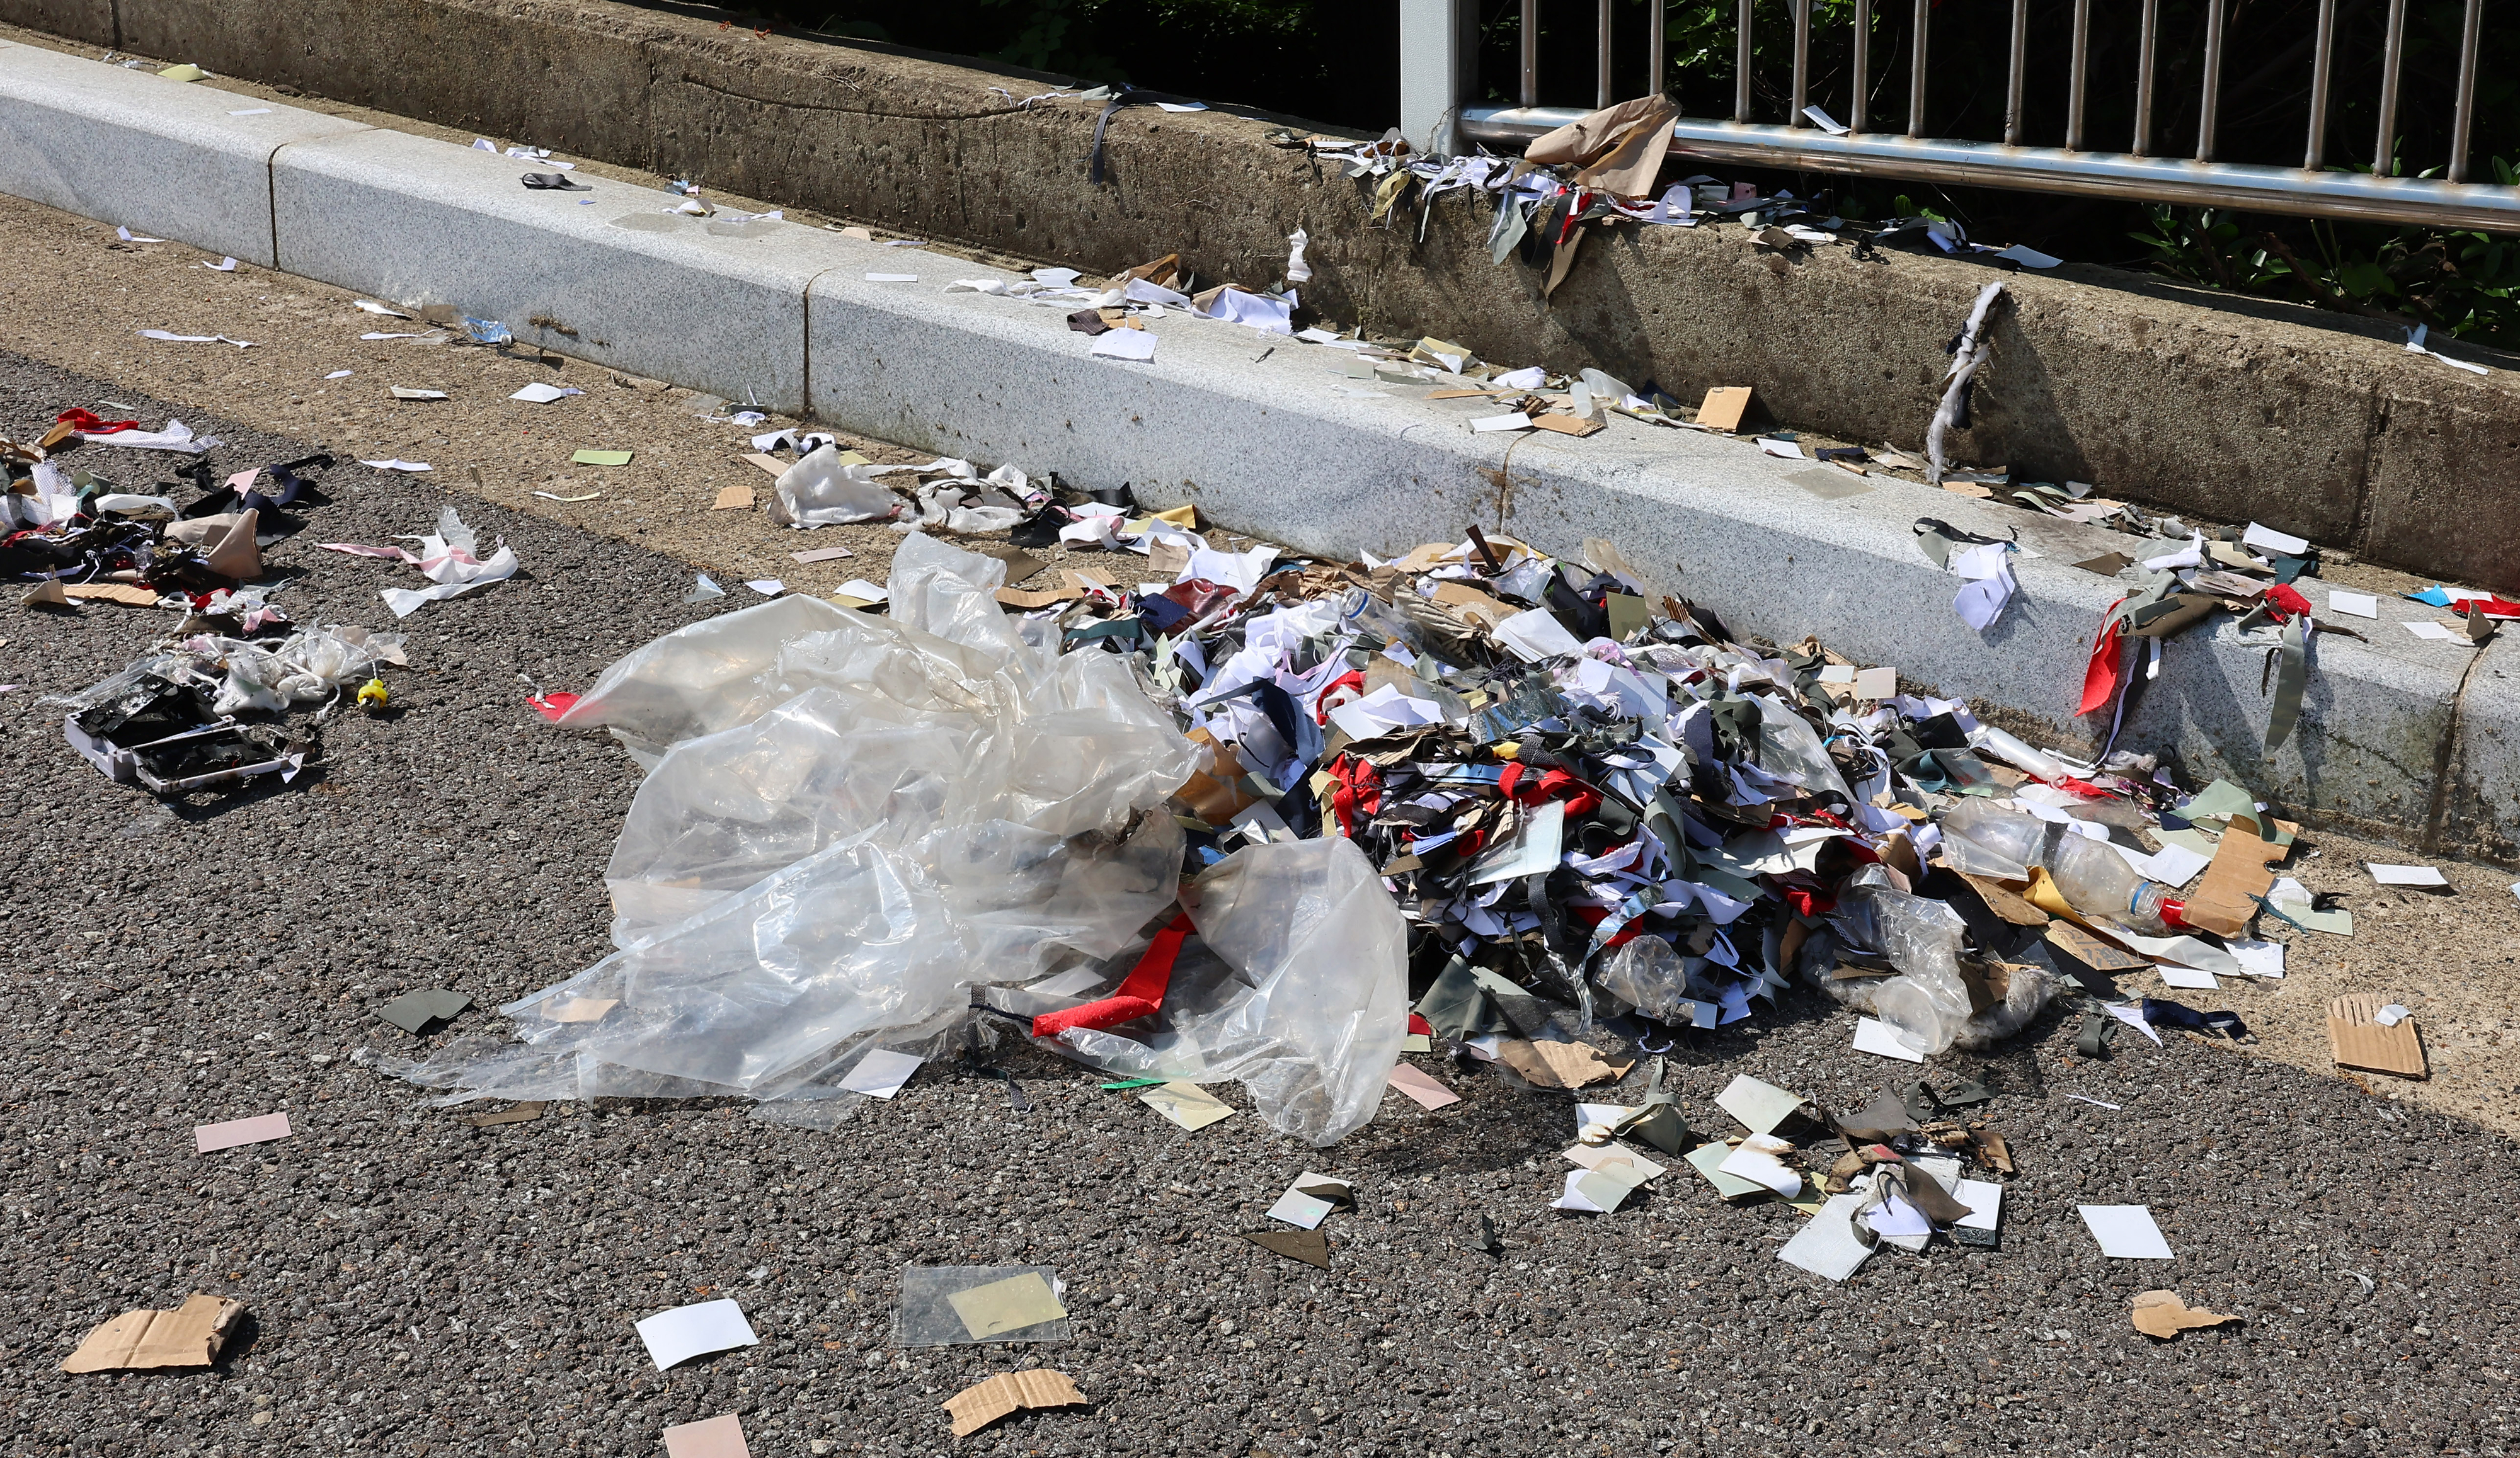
(2131, 1290, 2236, 1339)
(1991, 244, 2061, 268)
(194, 1112, 292, 1153)
(947, 1273, 1068, 1340)
(1246, 1229, 1332, 1267)
(377, 505, 518, 617)
(375, 988, 471, 1033)
(1470, 412, 1533, 433)
(139, 329, 254, 347)
(2367, 862, 2448, 887)
(1852, 1017, 1927, 1062)
(203, 257, 237, 271)
(1266, 1172, 1351, 1229)
(360, 458, 433, 472)
(1756, 437, 1804, 458)
(635, 1297, 759, 1370)
(838, 1049, 924, 1100)
(509, 382, 581, 403)
(2403, 620, 2465, 641)
(1492, 608, 1586, 662)
(1386, 1063, 1460, 1110)
(1139, 1081, 1234, 1131)
(1714, 1074, 1805, 1134)
(390, 387, 447, 400)
(61, 1294, 246, 1373)
(1777, 1192, 1875, 1281)
(1552, 1168, 1639, 1213)
(1092, 329, 1159, 362)
(1716, 1133, 1803, 1197)
(2078, 1204, 2174, 1259)
(944, 1370, 1088, 1437)
(662, 1414, 750, 1458)
(2242, 521, 2310, 557)
(744, 579, 784, 596)
(790, 545, 854, 564)
(2157, 963, 2218, 990)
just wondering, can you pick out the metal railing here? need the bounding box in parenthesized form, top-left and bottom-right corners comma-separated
(1394, 0, 2520, 231)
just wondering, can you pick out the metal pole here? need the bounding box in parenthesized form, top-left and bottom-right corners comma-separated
(2448, 0, 2482, 181)
(1792, 0, 1812, 125)
(2133, 0, 2158, 156)
(2372, 0, 2405, 174)
(2305, 0, 2336, 169)
(1650, 0, 1667, 98)
(1852, 0, 1872, 133)
(1907, 0, 1928, 137)
(1597, 0, 1613, 108)
(2066, 0, 2092, 151)
(2197, 0, 2225, 163)
(1736, 0, 1755, 122)
(2005, 0, 2028, 145)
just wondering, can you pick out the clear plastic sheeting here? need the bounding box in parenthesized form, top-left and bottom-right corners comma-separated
(1043, 837, 1409, 1147)
(1824, 864, 2064, 1054)
(895, 1266, 1070, 1347)
(386, 533, 1199, 1113)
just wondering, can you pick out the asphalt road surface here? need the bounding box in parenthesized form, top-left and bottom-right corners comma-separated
(4, 350, 2516, 1458)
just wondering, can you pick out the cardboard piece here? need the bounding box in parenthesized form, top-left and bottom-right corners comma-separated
(1138, 1081, 1235, 1131)
(1176, 727, 1264, 823)
(2327, 993, 2427, 1078)
(943, 1370, 1088, 1437)
(1697, 385, 1754, 431)
(662, 1413, 752, 1458)
(2131, 1290, 2236, 1340)
(467, 1102, 546, 1127)
(375, 988, 470, 1033)
(61, 1294, 246, 1372)
(712, 484, 755, 511)
(62, 583, 161, 606)
(1244, 1229, 1332, 1268)
(2045, 922, 2150, 971)
(194, 1112, 292, 1153)
(1385, 1062, 1460, 1110)
(948, 1273, 1068, 1340)
(1530, 413, 1605, 437)
(1498, 1038, 1631, 1089)
(1959, 873, 2050, 926)
(743, 452, 789, 476)
(2181, 829, 2288, 937)
(1429, 580, 1517, 629)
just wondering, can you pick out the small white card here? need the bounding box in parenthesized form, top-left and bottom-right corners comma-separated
(2078, 1204, 2174, 1259)
(838, 1049, 924, 1100)
(635, 1298, 759, 1370)
(1852, 1017, 1926, 1062)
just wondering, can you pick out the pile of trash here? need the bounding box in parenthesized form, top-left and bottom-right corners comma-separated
(8, 410, 430, 793)
(396, 493, 2320, 1167)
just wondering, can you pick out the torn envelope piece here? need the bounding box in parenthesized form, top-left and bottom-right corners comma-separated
(944, 1370, 1088, 1437)
(1266, 1171, 1353, 1229)
(62, 1294, 246, 1372)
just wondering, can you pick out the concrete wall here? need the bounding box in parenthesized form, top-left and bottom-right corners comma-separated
(9, 0, 2520, 593)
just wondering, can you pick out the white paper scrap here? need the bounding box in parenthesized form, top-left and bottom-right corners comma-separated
(1266, 1172, 1349, 1229)
(1800, 105, 1850, 135)
(1756, 437, 1805, 458)
(2078, 1204, 2174, 1260)
(1953, 1178, 2003, 1233)
(2141, 841, 2211, 887)
(2226, 939, 2286, 978)
(837, 1049, 924, 1100)
(1470, 412, 1533, 433)
(2323, 590, 2378, 618)
(2374, 1003, 2412, 1026)
(1492, 608, 1587, 663)
(1852, 666, 1897, 698)
(359, 458, 433, 473)
(2104, 1002, 2162, 1045)
(353, 300, 411, 317)
(2156, 963, 2218, 990)
(744, 579, 785, 596)
(2242, 521, 2311, 557)
(1777, 1192, 1875, 1281)
(138, 329, 253, 347)
(509, 382, 582, 403)
(1714, 1074, 1805, 1134)
(228, 106, 273, 116)
(1991, 244, 2062, 268)
(203, 257, 238, 271)
(2405, 620, 2465, 641)
(116, 227, 166, 242)
(1091, 329, 1159, 362)
(634, 1298, 759, 1370)
(1852, 1017, 1927, 1062)
(833, 578, 890, 603)
(1715, 1134, 1802, 1198)
(2367, 862, 2448, 887)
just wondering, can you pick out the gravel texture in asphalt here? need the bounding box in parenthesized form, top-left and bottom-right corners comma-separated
(5, 352, 2519, 1458)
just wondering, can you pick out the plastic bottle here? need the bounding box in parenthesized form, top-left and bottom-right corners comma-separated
(2046, 831, 2192, 935)
(1937, 799, 2064, 880)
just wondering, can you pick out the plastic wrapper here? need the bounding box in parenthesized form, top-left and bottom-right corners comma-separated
(1040, 836, 1409, 1147)
(1593, 935, 1693, 1024)
(770, 443, 905, 527)
(1824, 864, 2064, 1052)
(895, 1265, 1069, 1347)
(388, 534, 1200, 1112)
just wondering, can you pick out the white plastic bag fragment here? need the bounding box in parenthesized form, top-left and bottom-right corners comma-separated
(770, 443, 905, 527)
(1041, 836, 1409, 1147)
(373, 506, 519, 618)
(386, 534, 1202, 1115)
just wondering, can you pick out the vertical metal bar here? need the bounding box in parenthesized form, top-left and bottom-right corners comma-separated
(2003, 0, 2027, 145)
(2372, 0, 2405, 174)
(1596, 0, 1613, 109)
(2304, 0, 2337, 168)
(1650, 0, 1668, 98)
(1792, 0, 1812, 125)
(1520, 0, 1538, 109)
(2448, 0, 2483, 181)
(1907, 0, 1928, 137)
(1736, 0, 1754, 122)
(1851, 0, 1872, 132)
(2196, 0, 2225, 163)
(2133, 0, 2158, 155)
(2066, 0, 2092, 151)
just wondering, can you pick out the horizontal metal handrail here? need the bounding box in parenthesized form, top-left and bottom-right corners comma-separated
(1457, 108, 2520, 231)
(1394, 0, 2517, 232)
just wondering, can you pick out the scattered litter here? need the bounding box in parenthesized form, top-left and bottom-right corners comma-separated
(1246, 1229, 1333, 1267)
(897, 1267, 1069, 1345)
(837, 1048, 924, 1100)
(2131, 1290, 2236, 1339)
(321, 506, 517, 617)
(202, 257, 237, 271)
(467, 1102, 546, 1127)
(635, 1297, 759, 1370)
(534, 489, 600, 502)
(1266, 1171, 1353, 1229)
(194, 1112, 292, 1153)
(571, 449, 633, 466)
(509, 382, 581, 403)
(61, 1294, 245, 1373)
(375, 988, 471, 1033)
(227, 106, 272, 116)
(157, 63, 208, 81)
(138, 329, 254, 347)
(662, 1415, 750, 1458)
(789, 545, 854, 564)
(324, 370, 352, 379)
(1092, 329, 1159, 362)
(1852, 1016, 1927, 1062)
(1139, 1081, 1235, 1131)
(2062, 1093, 2123, 1110)
(2367, 862, 2448, 887)
(359, 458, 433, 472)
(684, 574, 725, 603)
(390, 387, 447, 401)
(2078, 1204, 2174, 1259)
(1386, 1063, 1460, 1109)
(944, 1370, 1087, 1437)
(866, 273, 920, 282)
(744, 578, 784, 596)
(713, 484, 755, 510)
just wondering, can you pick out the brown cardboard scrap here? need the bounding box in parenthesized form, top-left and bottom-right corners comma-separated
(62, 583, 161, 605)
(203, 508, 260, 581)
(2075, 552, 2135, 576)
(1696, 385, 1753, 432)
(1959, 873, 2051, 926)
(1976, 1131, 2015, 1173)
(1176, 727, 1264, 824)
(62, 1294, 245, 1372)
(712, 484, 755, 511)
(21, 578, 69, 607)
(2044, 921, 2150, 972)
(1429, 580, 1516, 629)
(2131, 1290, 2236, 1340)
(2183, 829, 2288, 938)
(1244, 1229, 1332, 1268)
(997, 583, 1084, 610)
(943, 1369, 1088, 1437)
(742, 452, 788, 476)
(1428, 387, 1504, 399)
(468, 1102, 547, 1127)
(1498, 1039, 1633, 1089)
(1148, 540, 1191, 578)
(2327, 993, 2427, 1078)
(1530, 414, 1605, 437)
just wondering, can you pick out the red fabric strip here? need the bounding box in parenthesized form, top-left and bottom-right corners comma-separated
(2075, 613, 2126, 717)
(1031, 912, 1196, 1039)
